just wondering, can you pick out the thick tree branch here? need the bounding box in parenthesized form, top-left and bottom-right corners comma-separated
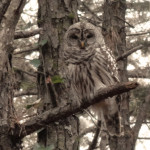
(0, 0, 26, 69)
(14, 28, 43, 39)
(14, 81, 138, 138)
(116, 45, 143, 61)
(133, 94, 150, 144)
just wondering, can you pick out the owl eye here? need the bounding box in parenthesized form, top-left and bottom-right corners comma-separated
(70, 34, 78, 39)
(87, 34, 94, 39)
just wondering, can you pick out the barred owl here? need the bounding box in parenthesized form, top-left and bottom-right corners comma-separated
(63, 22, 120, 134)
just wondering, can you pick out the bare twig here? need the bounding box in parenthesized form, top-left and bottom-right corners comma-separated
(127, 31, 150, 36)
(14, 91, 37, 97)
(130, 121, 150, 124)
(117, 45, 143, 61)
(14, 28, 43, 39)
(138, 137, 150, 140)
(88, 121, 101, 150)
(13, 81, 138, 138)
(14, 46, 39, 55)
(14, 67, 36, 77)
(114, 15, 134, 28)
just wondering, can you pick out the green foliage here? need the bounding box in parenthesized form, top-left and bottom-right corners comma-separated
(68, 13, 75, 19)
(30, 59, 41, 68)
(26, 104, 33, 109)
(51, 75, 64, 84)
(39, 39, 48, 46)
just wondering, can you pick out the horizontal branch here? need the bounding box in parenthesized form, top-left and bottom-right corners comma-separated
(127, 31, 150, 36)
(14, 67, 36, 77)
(138, 137, 150, 140)
(14, 28, 43, 39)
(15, 81, 138, 138)
(128, 67, 150, 78)
(117, 45, 143, 61)
(14, 46, 39, 55)
(14, 91, 37, 97)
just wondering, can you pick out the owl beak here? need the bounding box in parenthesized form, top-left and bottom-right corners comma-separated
(80, 41, 85, 49)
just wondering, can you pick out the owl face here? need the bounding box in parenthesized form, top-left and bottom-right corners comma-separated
(65, 22, 97, 50)
(63, 22, 105, 64)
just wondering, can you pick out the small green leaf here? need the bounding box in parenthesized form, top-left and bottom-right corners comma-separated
(26, 104, 33, 109)
(68, 13, 75, 19)
(39, 39, 48, 46)
(30, 59, 40, 68)
(51, 75, 64, 84)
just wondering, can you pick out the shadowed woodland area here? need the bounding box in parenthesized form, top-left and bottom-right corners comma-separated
(0, 0, 150, 150)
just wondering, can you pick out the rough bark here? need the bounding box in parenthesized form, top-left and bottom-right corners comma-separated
(0, 0, 26, 149)
(37, 0, 79, 150)
(102, 0, 135, 150)
(0, 0, 11, 22)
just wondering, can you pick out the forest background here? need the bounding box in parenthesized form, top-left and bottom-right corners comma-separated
(0, 0, 150, 150)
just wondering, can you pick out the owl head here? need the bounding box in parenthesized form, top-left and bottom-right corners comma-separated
(64, 22, 104, 49)
(63, 22, 105, 63)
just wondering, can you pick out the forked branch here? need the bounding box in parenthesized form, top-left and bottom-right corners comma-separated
(117, 45, 143, 61)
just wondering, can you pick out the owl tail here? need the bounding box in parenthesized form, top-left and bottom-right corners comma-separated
(102, 110, 121, 136)
(103, 97, 122, 136)
(93, 97, 121, 136)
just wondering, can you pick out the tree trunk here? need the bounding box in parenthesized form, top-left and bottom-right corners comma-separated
(37, 0, 79, 149)
(102, 1, 134, 150)
(0, 0, 26, 149)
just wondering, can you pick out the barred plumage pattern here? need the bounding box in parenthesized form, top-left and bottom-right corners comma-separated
(63, 22, 120, 134)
